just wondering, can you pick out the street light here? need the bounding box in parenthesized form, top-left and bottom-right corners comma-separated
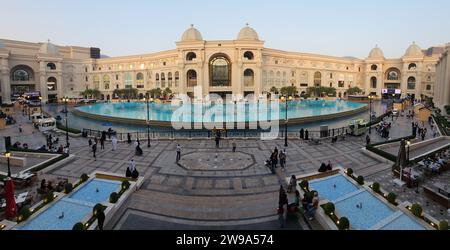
(62, 97, 70, 148)
(39, 96, 43, 114)
(368, 95, 373, 134)
(406, 140, 411, 165)
(145, 95, 152, 148)
(5, 151, 11, 177)
(281, 96, 293, 147)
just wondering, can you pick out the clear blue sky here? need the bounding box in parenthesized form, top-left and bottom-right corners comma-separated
(1, 0, 449, 58)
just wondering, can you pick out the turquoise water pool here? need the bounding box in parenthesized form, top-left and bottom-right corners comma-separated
(18, 178, 121, 230)
(310, 173, 428, 230)
(310, 175, 359, 202)
(70, 179, 121, 204)
(75, 100, 367, 123)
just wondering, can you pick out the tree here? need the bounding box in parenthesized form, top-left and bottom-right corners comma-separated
(81, 89, 101, 99)
(162, 87, 172, 100)
(306, 86, 336, 97)
(280, 86, 298, 97)
(347, 87, 363, 95)
(270, 86, 279, 94)
(113, 88, 138, 100)
(147, 88, 162, 99)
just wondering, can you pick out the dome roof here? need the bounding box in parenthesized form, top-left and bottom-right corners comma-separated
(404, 42, 424, 57)
(181, 25, 203, 42)
(237, 24, 259, 41)
(39, 40, 59, 55)
(368, 46, 385, 59)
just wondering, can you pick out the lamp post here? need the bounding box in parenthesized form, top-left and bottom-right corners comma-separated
(145, 95, 151, 148)
(406, 140, 411, 165)
(63, 97, 69, 148)
(368, 95, 373, 134)
(39, 96, 43, 114)
(281, 96, 293, 147)
(5, 151, 11, 177)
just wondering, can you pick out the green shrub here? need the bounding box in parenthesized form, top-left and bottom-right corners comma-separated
(109, 192, 119, 203)
(411, 204, 423, 217)
(93, 203, 105, 216)
(299, 180, 309, 191)
(439, 221, 449, 230)
(80, 173, 89, 183)
(356, 176, 364, 185)
(387, 192, 397, 205)
(17, 206, 32, 222)
(44, 192, 55, 204)
(346, 168, 353, 176)
(338, 217, 350, 230)
(372, 182, 380, 193)
(323, 202, 335, 215)
(121, 180, 131, 190)
(64, 183, 73, 194)
(72, 222, 85, 230)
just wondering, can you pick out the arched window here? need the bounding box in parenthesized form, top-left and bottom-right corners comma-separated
(168, 72, 173, 87)
(11, 65, 34, 81)
(269, 70, 274, 86)
(314, 72, 322, 86)
(174, 71, 179, 87)
(47, 77, 57, 91)
(371, 64, 378, 71)
(370, 77, 377, 89)
(155, 73, 160, 81)
(187, 70, 197, 87)
(161, 73, 166, 88)
(124, 73, 132, 88)
(408, 63, 417, 70)
(244, 51, 254, 60)
(47, 63, 56, 70)
(244, 69, 254, 87)
(407, 76, 416, 90)
(329, 82, 333, 88)
(209, 54, 231, 87)
(426, 85, 431, 91)
(103, 75, 110, 90)
(386, 68, 401, 81)
(186, 52, 197, 61)
(136, 73, 144, 84)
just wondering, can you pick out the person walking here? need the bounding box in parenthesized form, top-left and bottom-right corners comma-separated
(176, 144, 181, 162)
(100, 137, 105, 150)
(215, 135, 220, 148)
(18, 124, 23, 133)
(88, 138, 92, 147)
(279, 149, 286, 171)
(232, 139, 237, 152)
(112, 136, 118, 151)
(92, 142, 97, 161)
(366, 134, 371, 145)
(127, 133, 132, 144)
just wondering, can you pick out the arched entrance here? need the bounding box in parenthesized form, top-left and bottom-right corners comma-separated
(10, 65, 36, 96)
(209, 53, 231, 87)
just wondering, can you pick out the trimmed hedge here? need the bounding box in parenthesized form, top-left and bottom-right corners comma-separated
(56, 121, 82, 134)
(356, 176, 364, 185)
(72, 222, 85, 230)
(372, 182, 380, 193)
(109, 192, 119, 203)
(411, 204, 423, 217)
(323, 202, 335, 216)
(64, 183, 73, 194)
(387, 192, 397, 205)
(338, 217, 350, 230)
(439, 221, 449, 230)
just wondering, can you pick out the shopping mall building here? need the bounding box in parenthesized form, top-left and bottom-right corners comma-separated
(0, 25, 448, 108)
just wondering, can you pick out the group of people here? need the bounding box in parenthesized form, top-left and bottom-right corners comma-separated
(421, 149, 450, 173)
(318, 161, 333, 173)
(375, 121, 391, 139)
(39, 179, 67, 194)
(412, 122, 428, 141)
(266, 147, 287, 173)
(299, 128, 310, 141)
(126, 159, 139, 179)
(279, 178, 319, 224)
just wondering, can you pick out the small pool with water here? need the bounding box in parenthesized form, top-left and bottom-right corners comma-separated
(309, 175, 359, 202)
(17, 178, 121, 230)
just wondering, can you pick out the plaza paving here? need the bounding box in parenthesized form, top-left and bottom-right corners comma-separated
(1, 105, 449, 230)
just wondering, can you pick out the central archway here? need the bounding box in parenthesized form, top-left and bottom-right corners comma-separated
(209, 53, 231, 87)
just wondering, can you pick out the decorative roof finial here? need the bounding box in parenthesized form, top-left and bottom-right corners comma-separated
(375, 44, 378, 48)
(190, 24, 194, 28)
(246, 22, 249, 26)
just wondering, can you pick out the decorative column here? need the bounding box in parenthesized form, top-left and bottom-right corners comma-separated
(39, 61, 48, 103)
(1, 56, 11, 103)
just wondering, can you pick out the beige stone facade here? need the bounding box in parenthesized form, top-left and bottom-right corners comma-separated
(0, 25, 446, 103)
(434, 43, 450, 110)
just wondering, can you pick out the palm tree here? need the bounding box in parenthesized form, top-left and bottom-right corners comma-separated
(147, 88, 162, 99)
(270, 86, 279, 94)
(162, 87, 172, 100)
(280, 86, 298, 97)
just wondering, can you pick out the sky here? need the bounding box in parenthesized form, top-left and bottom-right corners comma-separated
(1, 0, 450, 58)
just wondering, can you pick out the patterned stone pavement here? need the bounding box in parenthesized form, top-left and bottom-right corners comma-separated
(3, 106, 448, 229)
